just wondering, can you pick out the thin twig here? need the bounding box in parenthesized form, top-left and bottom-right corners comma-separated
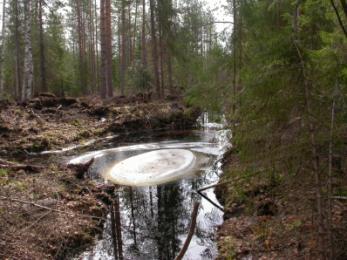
(197, 181, 232, 192)
(330, 0, 347, 38)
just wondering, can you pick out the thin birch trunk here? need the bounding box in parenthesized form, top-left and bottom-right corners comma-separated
(128, 1, 132, 66)
(94, 0, 99, 90)
(149, 0, 161, 98)
(100, 0, 107, 98)
(38, 0, 47, 92)
(14, 0, 21, 100)
(232, 0, 237, 114)
(105, 0, 113, 98)
(0, 0, 7, 96)
(88, 0, 97, 93)
(159, 24, 165, 97)
(141, 0, 147, 67)
(132, 0, 139, 64)
(22, 0, 34, 101)
(120, 0, 127, 96)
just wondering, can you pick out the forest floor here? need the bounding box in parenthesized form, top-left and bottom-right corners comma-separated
(0, 94, 199, 259)
(216, 150, 347, 260)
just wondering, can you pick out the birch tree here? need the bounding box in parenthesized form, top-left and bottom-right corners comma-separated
(0, 0, 7, 97)
(22, 0, 34, 101)
(38, 0, 47, 93)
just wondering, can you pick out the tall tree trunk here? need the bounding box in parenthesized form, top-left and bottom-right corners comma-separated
(100, 0, 107, 98)
(238, 0, 243, 109)
(22, 0, 34, 101)
(100, 0, 113, 98)
(132, 0, 139, 64)
(293, 2, 325, 258)
(38, 0, 47, 93)
(128, 1, 133, 66)
(105, 0, 113, 97)
(149, 0, 161, 98)
(94, 0, 99, 90)
(88, 0, 97, 93)
(159, 24, 165, 97)
(0, 0, 7, 97)
(14, 0, 21, 100)
(76, 0, 88, 94)
(120, 0, 127, 96)
(232, 0, 237, 114)
(141, 0, 147, 67)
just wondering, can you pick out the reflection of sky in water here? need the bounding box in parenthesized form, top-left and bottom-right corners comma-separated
(73, 125, 231, 260)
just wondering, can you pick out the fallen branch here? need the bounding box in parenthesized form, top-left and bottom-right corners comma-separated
(196, 182, 227, 212)
(197, 181, 232, 192)
(0, 159, 43, 173)
(0, 196, 105, 221)
(331, 196, 347, 200)
(175, 202, 200, 260)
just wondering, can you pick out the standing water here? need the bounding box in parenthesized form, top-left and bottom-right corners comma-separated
(71, 114, 231, 260)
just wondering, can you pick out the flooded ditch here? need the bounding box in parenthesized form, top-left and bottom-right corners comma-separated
(43, 115, 231, 260)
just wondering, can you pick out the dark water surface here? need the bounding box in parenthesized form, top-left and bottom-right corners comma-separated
(50, 119, 231, 260)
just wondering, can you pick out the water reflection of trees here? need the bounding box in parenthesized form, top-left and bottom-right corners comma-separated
(83, 172, 220, 259)
(119, 173, 219, 260)
(121, 183, 186, 260)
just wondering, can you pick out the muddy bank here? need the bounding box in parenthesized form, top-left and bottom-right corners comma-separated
(216, 150, 347, 259)
(0, 95, 200, 259)
(0, 95, 199, 155)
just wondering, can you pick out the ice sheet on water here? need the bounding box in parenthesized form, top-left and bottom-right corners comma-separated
(105, 149, 196, 187)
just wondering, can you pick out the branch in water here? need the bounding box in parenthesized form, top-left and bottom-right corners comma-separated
(175, 202, 200, 260)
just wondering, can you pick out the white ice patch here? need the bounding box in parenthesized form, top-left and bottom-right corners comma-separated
(105, 149, 196, 187)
